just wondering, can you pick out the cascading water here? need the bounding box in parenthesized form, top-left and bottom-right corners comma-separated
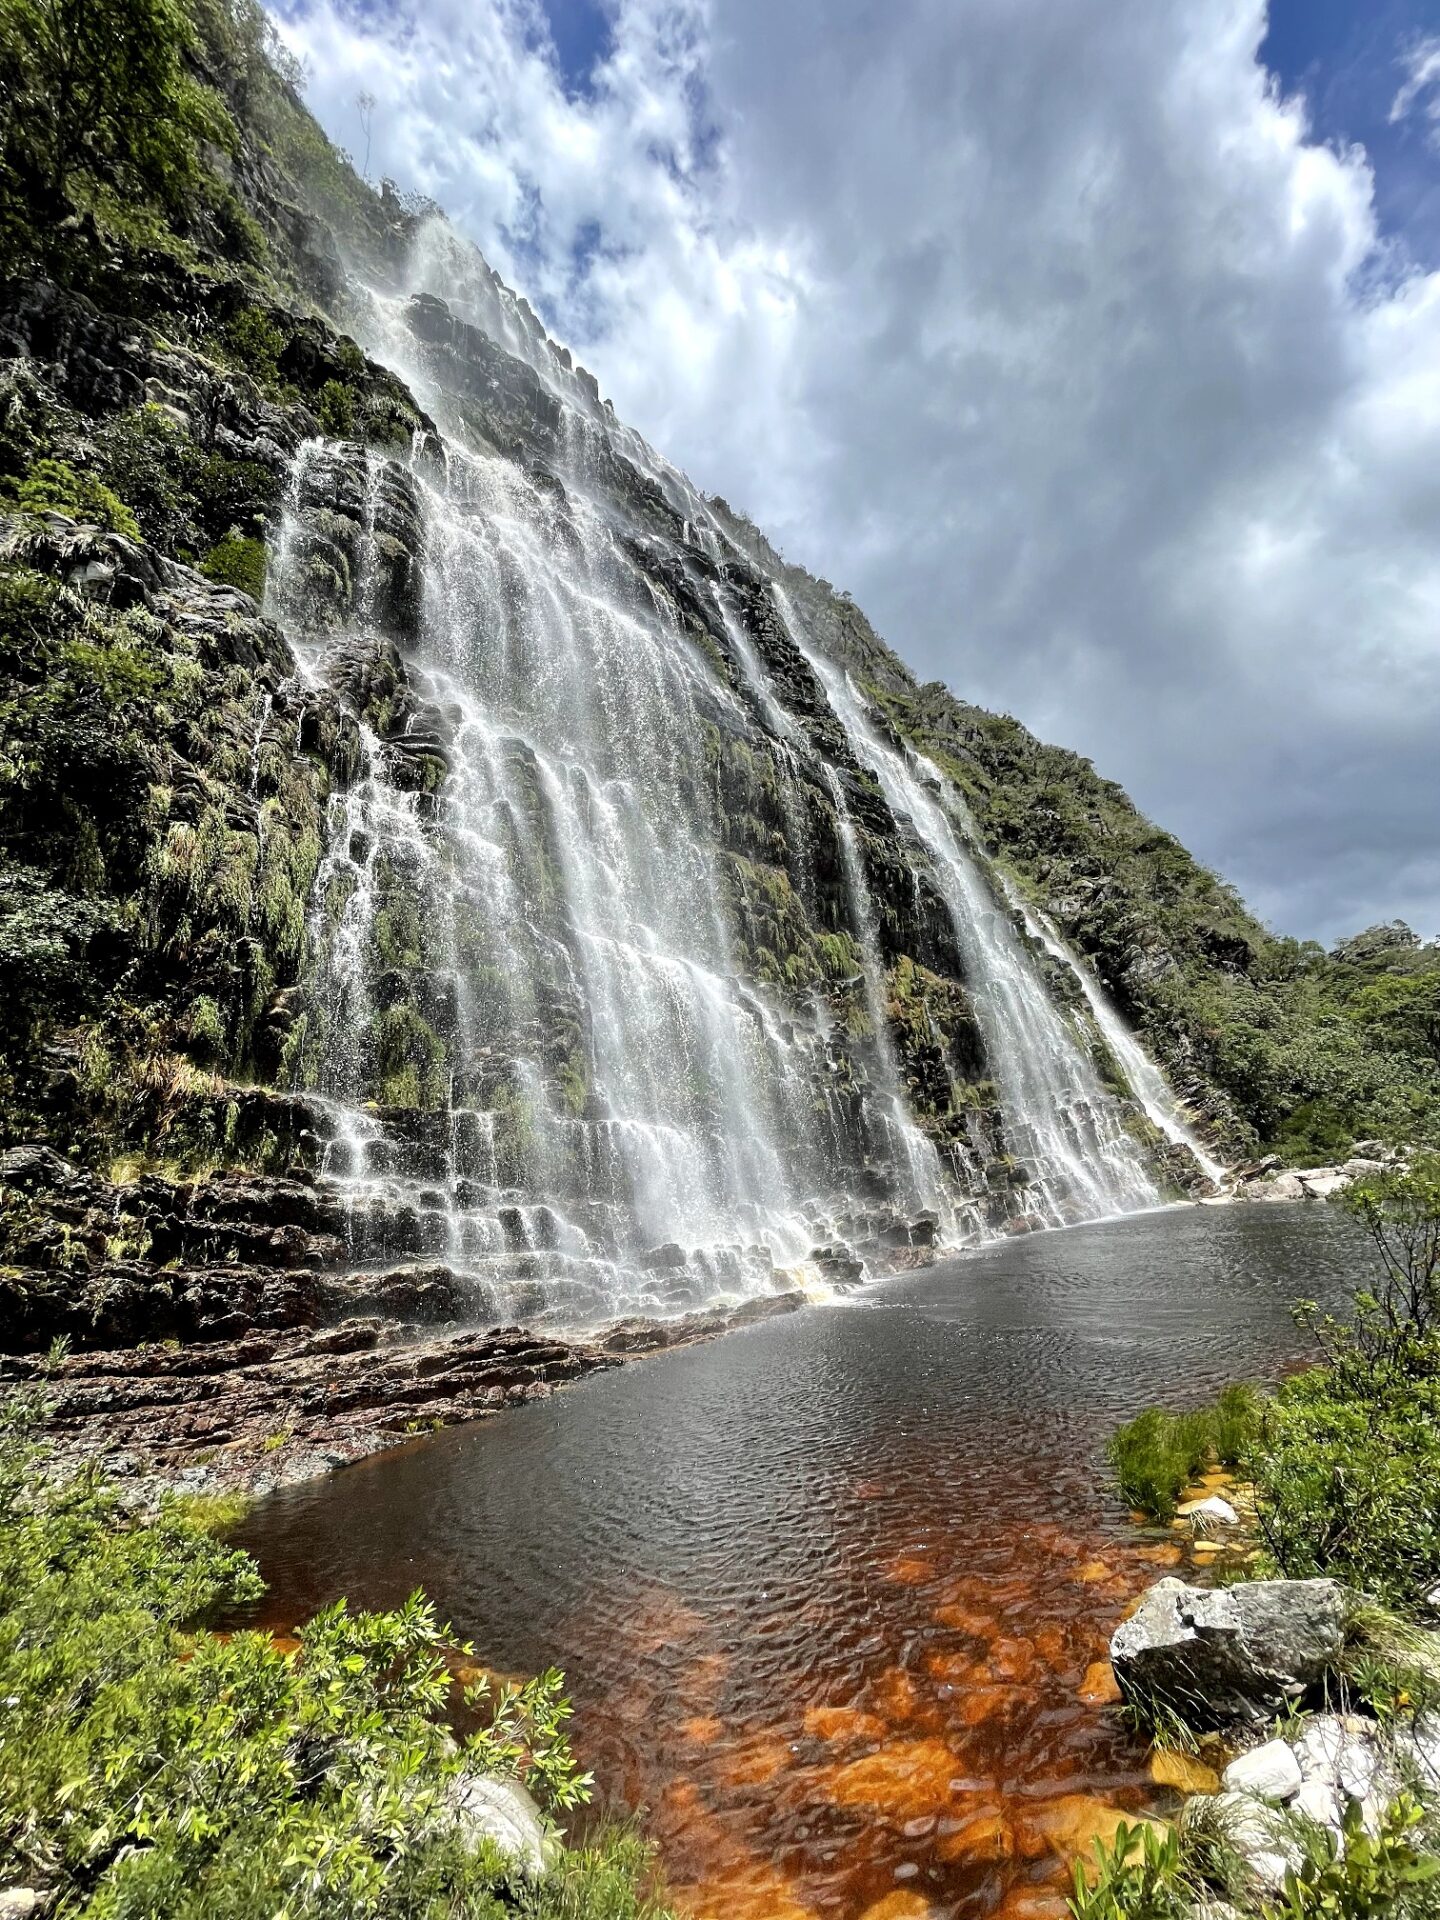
(1003, 895, 1228, 1185)
(270, 419, 958, 1321)
(772, 590, 1160, 1226)
(265, 223, 1193, 1322)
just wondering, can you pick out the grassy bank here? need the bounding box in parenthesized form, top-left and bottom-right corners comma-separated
(1080, 1158, 1440, 1918)
(1109, 1157, 1440, 1605)
(0, 1382, 676, 1919)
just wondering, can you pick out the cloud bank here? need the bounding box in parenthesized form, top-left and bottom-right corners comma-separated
(273, 0, 1440, 944)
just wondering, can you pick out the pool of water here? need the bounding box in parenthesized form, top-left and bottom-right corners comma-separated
(233, 1202, 1369, 1920)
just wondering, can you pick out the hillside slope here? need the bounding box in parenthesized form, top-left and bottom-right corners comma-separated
(0, 0, 1434, 1376)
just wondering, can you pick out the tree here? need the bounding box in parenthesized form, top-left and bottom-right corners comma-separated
(0, 0, 219, 248)
(1351, 970, 1440, 1072)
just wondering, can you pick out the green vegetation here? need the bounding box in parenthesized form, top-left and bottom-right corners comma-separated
(1095, 1164, 1440, 1915)
(1112, 1160, 1440, 1602)
(0, 552, 341, 1149)
(0, 1388, 676, 1918)
(1107, 1385, 1260, 1522)
(1071, 1798, 1440, 1920)
(202, 532, 266, 600)
(0, 0, 227, 265)
(7, 457, 140, 536)
(1246, 1158, 1440, 1604)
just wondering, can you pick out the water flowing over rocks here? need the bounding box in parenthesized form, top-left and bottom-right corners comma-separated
(0, 151, 1238, 1475)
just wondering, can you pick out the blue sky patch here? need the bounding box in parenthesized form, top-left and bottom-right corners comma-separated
(1263, 0, 1440, 265)
(537, 0, 612, 97)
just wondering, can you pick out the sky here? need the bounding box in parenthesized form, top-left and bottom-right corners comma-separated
(270, 0, 1440, 947)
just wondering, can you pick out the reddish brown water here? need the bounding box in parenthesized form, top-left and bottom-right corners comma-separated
(233, 1203, 1366, 1920)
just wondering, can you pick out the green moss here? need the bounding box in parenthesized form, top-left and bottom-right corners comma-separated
(373, 1000, 447, 1110)
(9, 458, 140, 538)
(202, 533, 266, 601)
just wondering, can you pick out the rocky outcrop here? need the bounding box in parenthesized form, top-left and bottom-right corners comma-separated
(0, 1136, 812, 1490)
(1231, 1143, 1403, 1204)
(1110, 1576, 1347, 1725)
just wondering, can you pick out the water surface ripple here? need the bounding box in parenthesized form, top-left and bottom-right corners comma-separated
(236, 1204, 1367, 1920)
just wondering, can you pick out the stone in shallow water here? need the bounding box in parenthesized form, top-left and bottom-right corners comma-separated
(1150, 1750, 1220, 1794)
(1078, 1659, 1122, 1705)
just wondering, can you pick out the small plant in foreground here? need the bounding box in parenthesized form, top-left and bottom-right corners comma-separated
(1267, 1794, 1440, 1919)
(0, 1390, 677, 1919)
(1069, 1819, 1189, 1920)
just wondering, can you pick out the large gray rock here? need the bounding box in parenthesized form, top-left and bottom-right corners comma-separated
(444, 1773, 551, 1878)
(1110, 1577, 1347, 1724)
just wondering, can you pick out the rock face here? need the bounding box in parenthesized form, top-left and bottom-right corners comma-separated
(1110, 1577, 1347, 1725)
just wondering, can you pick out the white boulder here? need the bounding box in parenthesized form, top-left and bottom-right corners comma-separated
(1294, 1715, 1347, 1787)
(1292, 1779, 1343, 1833)
(444, 1773, 552, 1879)
(1210, 1792, 1304, 1890)
(1223, 1739, 1302, 1804)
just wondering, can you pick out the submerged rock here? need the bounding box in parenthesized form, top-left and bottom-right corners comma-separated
(1110, 1577, 1346, 1724)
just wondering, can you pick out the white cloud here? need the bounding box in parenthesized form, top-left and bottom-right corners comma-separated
(1391, 33, 1440, 143)
(274, 0, 1440, 944)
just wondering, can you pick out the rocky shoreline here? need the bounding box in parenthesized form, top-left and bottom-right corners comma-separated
(0, 1140, 830, 1500)
(0, 1125, 1406, 1506)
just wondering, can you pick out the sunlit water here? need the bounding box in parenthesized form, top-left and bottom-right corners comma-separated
(235, 1204, 1368, 1920)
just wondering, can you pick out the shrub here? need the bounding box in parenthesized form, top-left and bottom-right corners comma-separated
(317, 377, 356, 437)
(1268, 1794, 1440, 1918)
(222, 307, 287, 387)
(1251, 1369, 1440, 1604)
(202, 533, 266, 601)
(10, 457, 140, 537)
(1069, 1820, 1190, 1920)
(0, 1392, 674, 1919)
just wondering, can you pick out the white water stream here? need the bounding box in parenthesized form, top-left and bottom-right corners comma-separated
(256, 222, 1220, 1319)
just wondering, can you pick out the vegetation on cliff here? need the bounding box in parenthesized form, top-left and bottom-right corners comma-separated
(1, 0, 1434, 1194)
(750, 551, 1440, 1167)
(0, 1384, 674, 1918)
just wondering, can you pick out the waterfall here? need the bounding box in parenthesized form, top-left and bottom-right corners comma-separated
(1001, 894, 1228, 1185)
(269, 425, 970, 1324)
(772, 591, 1159, 1227)
(260, 239, 1179, 1326)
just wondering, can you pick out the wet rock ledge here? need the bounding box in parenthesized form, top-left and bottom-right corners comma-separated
(0, 1144, 803, 1497)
